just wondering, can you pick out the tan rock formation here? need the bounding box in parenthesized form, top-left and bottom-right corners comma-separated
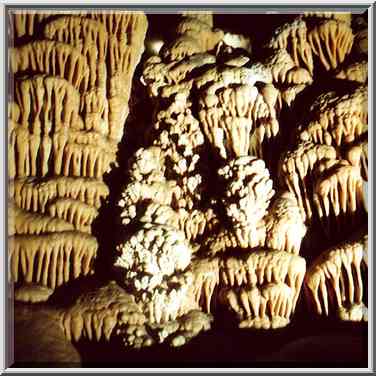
(305, 233, 367, 321)
(8, 10, 148, 296)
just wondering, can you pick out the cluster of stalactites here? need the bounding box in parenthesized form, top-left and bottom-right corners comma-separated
(160, 13, 224, 62)
(303, 12, 354, 71)
(306, 17, 354, 71)
(59, 281, 147, 342)
(197, 63, 280, 160)
(280, 140, 338, 222)
(142, 13, 282, 164)
(267, 12, 354, 76)
(280, 80, 368, 232)
(268, 18, 314, 75)
(218, 249, 306, 329)
(8, 176, 106, 290)
(8, 11, 148, 294)
(299, 85, 367, 147)
(262, 48, 313, 107)
(179, 248, 307, 330)
(8, 231, 97, 289)
(311, 158, 366, 235)
(305, 233, 367, 322)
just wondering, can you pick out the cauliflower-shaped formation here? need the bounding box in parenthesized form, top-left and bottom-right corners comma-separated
(117, 310, 212, 349)
(218, 157, 274, 228)
(265, 191, 307, 255)
(127, 146, 165, 183)
(114, 224, 192, 291)
(137, 273, 195, 324)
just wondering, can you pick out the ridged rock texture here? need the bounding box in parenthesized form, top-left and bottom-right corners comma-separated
(8, 10, 368, 361)
(8, 10, 148, 292)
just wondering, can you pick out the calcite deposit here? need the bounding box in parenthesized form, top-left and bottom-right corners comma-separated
(305, 232, 368, 322)
(8, 9, 368, 364)
(8, 10, 148, 292)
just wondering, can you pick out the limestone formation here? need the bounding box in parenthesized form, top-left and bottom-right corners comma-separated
(305, 233, 367, 321)
(312, 159, 366, 232)
(9, 232, 98, 288)
(265, 191, 307, 255)
(268, 18, 314, 75)
(14, 283, 54, 303)
(197, 63, 280, 159)
(216, 157, 274, 248)
(306, 16, 354, 71)
(335, 60, 368, 83)
(9, 10, 368, 361)
(299, 85, 367, 147)
(219, 250, 306, 329)
(60, 281, 146, 342)
(8, 10, 148, 296)
(280, 141, 338, 221)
